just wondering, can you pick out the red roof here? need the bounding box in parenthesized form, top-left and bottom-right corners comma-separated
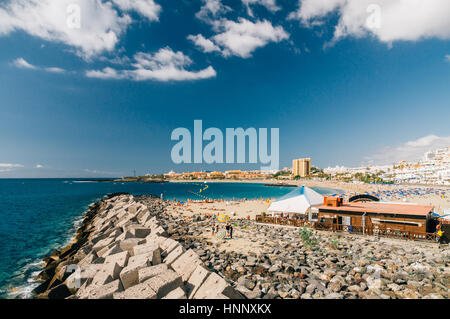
(318, 202, 433, 217)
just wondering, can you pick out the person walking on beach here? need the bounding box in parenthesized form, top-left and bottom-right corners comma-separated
(225, 223, 230, 238)
(211, 224, 216, 237)
(229, 224, 233, 239)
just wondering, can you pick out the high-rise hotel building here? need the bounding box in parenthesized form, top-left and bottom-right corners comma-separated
(292, 158, 311, 177)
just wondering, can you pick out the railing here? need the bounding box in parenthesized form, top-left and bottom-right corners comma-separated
(255, 216, 438, 242)
(255, 215, 306, 227)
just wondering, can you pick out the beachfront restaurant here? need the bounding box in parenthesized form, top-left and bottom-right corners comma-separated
(317, 200, 436, 234)
(267, 186, 324, 220)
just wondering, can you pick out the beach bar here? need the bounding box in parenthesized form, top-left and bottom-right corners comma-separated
(317, 198, 436, 234)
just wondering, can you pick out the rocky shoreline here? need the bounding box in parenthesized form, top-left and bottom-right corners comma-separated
(32, 194, 449, 299)
(32, 193, 243, 299)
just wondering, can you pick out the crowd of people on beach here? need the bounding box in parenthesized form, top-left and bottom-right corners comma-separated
(211, 222, 233, 240)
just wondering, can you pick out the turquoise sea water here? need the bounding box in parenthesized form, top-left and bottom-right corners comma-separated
(0, 179, 339, 298)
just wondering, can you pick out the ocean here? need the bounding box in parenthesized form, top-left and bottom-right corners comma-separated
(0, 179, 339, 298)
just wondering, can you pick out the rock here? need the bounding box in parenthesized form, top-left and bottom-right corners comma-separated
(325, 292, 344, 299)
(119, 238, 142, 255)
(87, 279, 123, 299)
(144, 270, 183, 298)
(113, 282, 156, 299)
(138, 264, 168, 283)
(119, 254, 151, 289)
(162, 287, 187, 299)
(46, 283, 72, 299)
(171, 249, 203, 282)
(185, 265, 211, 299)
(91, 262, 123, 286)
(423, 293, 444, 299)
(163, 245, 184, 266)
(193, 272, 244, 299)
(104, 251, 129, 268)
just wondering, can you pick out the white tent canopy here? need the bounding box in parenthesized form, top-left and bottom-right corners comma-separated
(268, 186, 324, 215)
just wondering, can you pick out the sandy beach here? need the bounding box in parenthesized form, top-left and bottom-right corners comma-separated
(168, 179, 450, 217)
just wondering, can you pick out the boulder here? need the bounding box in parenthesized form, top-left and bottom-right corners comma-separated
(144, 270, 183, 298)
(163, 245, 184, 266)
(104, 251, 129, 268)
(138, 264, 168, 283)
(162, 287, 187, 299)
(91, 262, 123, 286)
(185, 265, 211, 299)
(171, 249, 203, 281)
(193, 272, 244, 299)
(88, 279, 123, 299)
(113, 282, 157, 299)
(119, 254, 151, 289)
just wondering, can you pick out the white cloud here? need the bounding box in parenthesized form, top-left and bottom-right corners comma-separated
(196, 0, 231, 23)
(445, 54, 450, 62)
(0, 163, 24, 168)
(86, 66, 126, 79)
(187, 34, 221, 53)
(111, 0, 161, 22)
(195, 18, 289, 58)
(288, 0, 450, 44)
(242, 0, 280, 17)
(35, 164, 44, 168)
(366, 134, 450, 164)
(45, 67, 65, 73)
(0, 0, 135, 58)
(12, 57, 36, 69)
(12, 57, 66, 73)
(86, 47, 217, 81)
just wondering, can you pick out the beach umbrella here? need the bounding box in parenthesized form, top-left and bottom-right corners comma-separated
(217, 213, 230, 223)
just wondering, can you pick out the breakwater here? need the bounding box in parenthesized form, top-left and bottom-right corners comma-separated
(32, 194, 243, 299)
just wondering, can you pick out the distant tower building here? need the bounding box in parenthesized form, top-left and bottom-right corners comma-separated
(292, 158, 311, 177)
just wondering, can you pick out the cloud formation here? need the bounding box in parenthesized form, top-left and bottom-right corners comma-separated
(289, 0, 450, 44)
(12, 57, 65, 73)
(242, 0, 280, 17)
(189, 18, 289, 58)
(86, 47, 217, 81)
(365, 134, 450, 165)
(0, 0, 160, 58)
(196, 0, 231, 23)
(12, 57, 36, 69)
(0, 163, 24, 168)
(111, 0, 161, 22)
(187, 34, 221, 53)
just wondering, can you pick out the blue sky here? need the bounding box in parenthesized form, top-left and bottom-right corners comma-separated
(0, 0, 449, 177)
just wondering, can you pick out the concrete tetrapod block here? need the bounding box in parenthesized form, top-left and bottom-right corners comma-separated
(138, 264, 168, 283)
(65, 264, 103, 294)
(162, 287, 187, 299)
(171, 249, 203, 282)
(144, 270, 183, 298)
(119, 238, 143, 255)
(103, 242, 123, 257)
(193, 272, 244, 299)
(159, 238, 180, 257)
(119, 254, 151, 289)
(113, 282, 157, 299)
(88, 279, 123, 299)
(185, 265, 211, 299)
(91, 262, 123, 286)
(132, 243, 162, 265)
(104, 251, 129, 268)
(163, 245, 184, 266)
